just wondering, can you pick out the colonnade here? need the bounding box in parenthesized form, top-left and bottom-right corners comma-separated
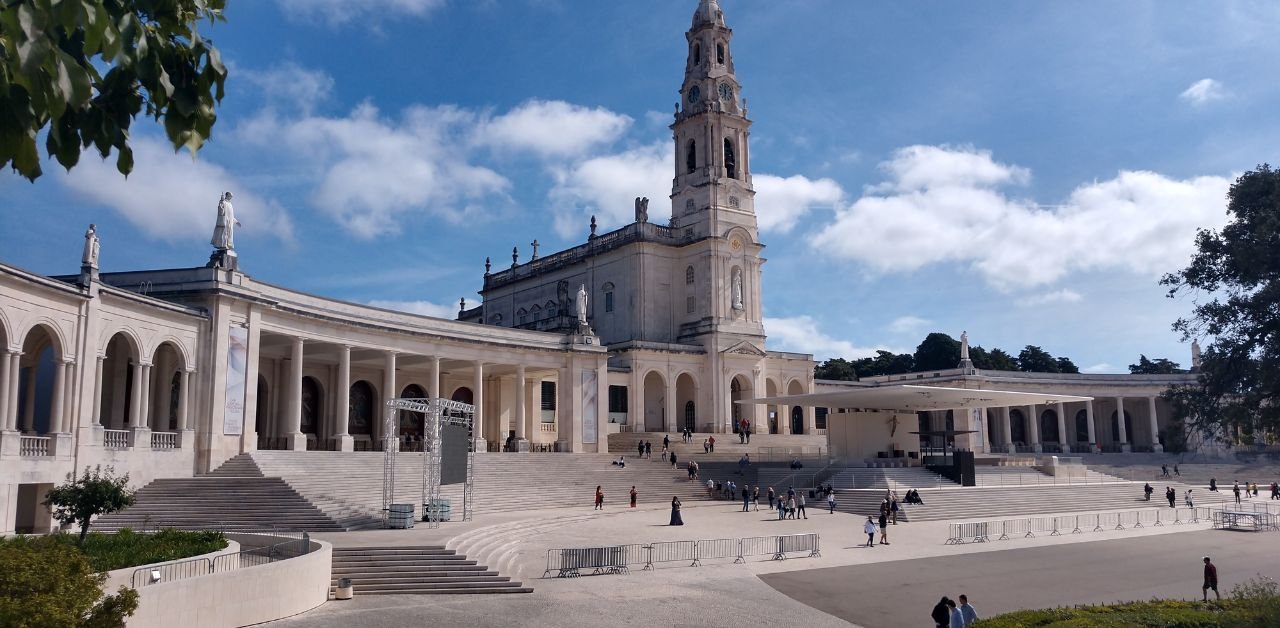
(973, 396, 1165, 454)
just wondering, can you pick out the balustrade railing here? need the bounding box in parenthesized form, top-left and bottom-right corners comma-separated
(151, 432, 178, 450)
(104, 429, 130, 449)
(539, 423, 557, 433)
(19, 436, 51, 457)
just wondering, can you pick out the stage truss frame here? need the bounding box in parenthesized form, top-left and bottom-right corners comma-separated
(381, 397, 476, 529)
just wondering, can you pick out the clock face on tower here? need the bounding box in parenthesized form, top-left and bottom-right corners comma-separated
(688, 85, 701, 104)
(718, 82, 734, 102)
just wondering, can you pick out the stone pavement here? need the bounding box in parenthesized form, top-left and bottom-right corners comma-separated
(762, 528, 1280, 628)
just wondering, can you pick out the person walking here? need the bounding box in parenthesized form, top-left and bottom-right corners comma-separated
(709, 435, 716, 453)
(1252, 482, 1259, 497)
(644, 441, 652, 459)
(786, 495, 797, 519)
(878, 510, 889, 545)
(797, 493, 808, 519)
(957, 594, 979, 626)
(1174, 464, 1180, 477)
(663, 434, 670, 451)
(752, 485, 760, 511)
(670, 451, 678, 470)
(863, 516, 877, 548)
(703, 438, 710, 454)
(1202, 556, 1220, 601)
(1185, 488, 1194, 508)
(1233, 481, 1242, 504)
(890, 494, 900, 525)
(1166, 486, 1176, 508)
(742, 485, 752, 512)
(1144, 483, 1153, 501)
(594, 485, 604, 510)
(669, 496, 684, 526)
(1271, 482, 1279, 500)
(1161, 464, 1169, 478)
(767, 487, 776, 510)
(637, 441, 644, 459)
(931, 597, 951, 628)
(776, 497, 787, 520)
(630, 486, 638, 508)
(827, 491, 837, 514)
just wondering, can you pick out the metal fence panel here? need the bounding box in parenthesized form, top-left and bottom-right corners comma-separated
(775, 533, 820, 559)
(131, 557, 212, 588)
(649, 540, 700, 567)
(740, 535, 777, 558)
(696, 538, 740, 563)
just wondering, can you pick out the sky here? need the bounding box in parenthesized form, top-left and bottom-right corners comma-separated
(3, 0, 1278, 373)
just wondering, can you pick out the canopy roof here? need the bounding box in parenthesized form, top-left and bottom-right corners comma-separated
(742, 385, 1092, 412)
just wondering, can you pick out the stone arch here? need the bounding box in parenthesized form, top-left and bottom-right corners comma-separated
(17, 323, 64, 435)
(1040, 408, 1060, 443)
(786, 378, 806, 434)
(0, 307, 12, 351)
(1009, 408, 1027, 445)
(1074, 409, 1089, 444)
(450, 386, 474, 405)
(692, 42, 701, 65)
(730, 374, 752, 433)
(641, 370, 666, 432)
(99, 332, 141, 429)
(723, 137, 737, 179)
(399, 384, 427, 443)
(686, 139, 697, 174)
(724, 226, 756, 246)
(675, 372, 697, 433)
(765, 378, 780, 434)
(148, 335, 193, 372)
(21, 319, 67, 361)
(348, 380, 376, 436)
(150, 341, 187, 431)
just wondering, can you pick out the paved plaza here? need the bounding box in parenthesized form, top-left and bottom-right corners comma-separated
(266, 496, 1280, 627)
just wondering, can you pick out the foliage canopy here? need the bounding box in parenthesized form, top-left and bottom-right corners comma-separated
(43, 465, 135, 546)
(0, 535, 139, 628)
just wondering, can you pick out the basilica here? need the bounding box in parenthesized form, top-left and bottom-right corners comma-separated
(0, 0, 1194, 535)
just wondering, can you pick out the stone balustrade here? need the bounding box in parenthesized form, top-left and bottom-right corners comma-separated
(104, 429, 130, 450)
(539, 423, 557, 433)
(19, 435, 51, 457)
(151, 432, 178, 450)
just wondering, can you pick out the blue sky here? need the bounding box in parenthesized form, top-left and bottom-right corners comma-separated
(3, 0, 1278, 373)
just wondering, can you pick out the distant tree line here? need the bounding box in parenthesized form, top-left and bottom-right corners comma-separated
(814, 332, 1183, 381)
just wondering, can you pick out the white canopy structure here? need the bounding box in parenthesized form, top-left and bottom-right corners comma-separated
(742, 385, 1093, 412)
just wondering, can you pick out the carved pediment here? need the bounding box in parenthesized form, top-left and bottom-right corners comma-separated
(722, 340, 767, 357)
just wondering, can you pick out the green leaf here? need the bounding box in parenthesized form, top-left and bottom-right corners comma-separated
(12, 130, 42, 180)
(114, 142, 132, 176)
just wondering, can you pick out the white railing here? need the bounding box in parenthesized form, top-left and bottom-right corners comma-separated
(539, 423, 557, 433)
(104, 429, 130, 449)
(19, 436, 51, 457)
(151, 432, 178, 450)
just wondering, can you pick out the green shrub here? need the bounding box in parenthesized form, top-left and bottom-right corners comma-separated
(0, 536, 138, 628)
(65, 528, 228, 572)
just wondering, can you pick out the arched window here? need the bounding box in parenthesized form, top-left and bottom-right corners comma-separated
(685, 266, 695, 285)
(517, 308, 528, 325)
(692, 43, 701, 65)
(602, 282, 615, 313)
(530, 304, 541, 321)
(349, 381, 375, 435)
(1075, 410, 1090, 443)
(1009, 409, 1026, 444)
(684, 401, 696, 432)
(686, 140, 697, 174)
(716, 43, 725, 65)
(1040, 409, 1059, 443)
(301, 376, 322, 435)
(723, 138, 737, 179)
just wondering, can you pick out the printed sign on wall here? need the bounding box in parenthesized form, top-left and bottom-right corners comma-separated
(581, 369, 598, 444)
(222, 326, 249, 435)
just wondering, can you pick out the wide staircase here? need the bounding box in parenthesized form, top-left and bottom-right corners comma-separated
(1086, 462, 1280, 488)
(98, 451, 712, 532)
(607, 432, 828, 463)
(331, 546, 531, 595)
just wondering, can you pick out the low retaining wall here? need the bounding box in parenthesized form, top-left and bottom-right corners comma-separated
(125, 540, 331, 627)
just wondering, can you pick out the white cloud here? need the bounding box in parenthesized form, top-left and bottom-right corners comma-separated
(547, 141, 670, 237)
(764, 315, 892, 361)
(886, 315, 931, 335)
(237, 102, 510, 239)
(57, 136, 294, 244)
(275, 0, 445, 26)
(1082, 362, 1114, 374)
(473, 100, 632, 158)
(1179, 78, 1227, 107)
(1020, 289, 1083, 306)
(367, 299, 459, 319)
(237, 62, 334, 116)
(813, 145, 1231, 290)
(753, 174, 843, 233)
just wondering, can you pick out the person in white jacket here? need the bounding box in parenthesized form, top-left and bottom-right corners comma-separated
(863, 516, 876, 547)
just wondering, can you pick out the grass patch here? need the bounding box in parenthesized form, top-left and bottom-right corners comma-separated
(976, 577, 1280, 628)
(52, 529, 228, 572)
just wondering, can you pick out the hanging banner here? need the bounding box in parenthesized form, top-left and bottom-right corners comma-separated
(581, 369, 598, 444)
(223, 326, 249, 435)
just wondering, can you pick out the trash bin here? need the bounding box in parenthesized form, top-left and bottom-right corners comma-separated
(388, 503, 415, 529)
(423, 499, 452, 522)
(335, 578, 354, 600)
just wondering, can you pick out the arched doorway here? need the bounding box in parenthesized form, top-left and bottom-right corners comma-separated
(944, 410, 955, 447)
(349, 380, 375, 437)
(675, 373, 697, 433)
(451, 387, 473, 404)
(642, 371, 665, 432)
(1074, 410, 1089, 444)
(1040, 409, 1059, 444)
(1009, 409, 1027, 445)
(730, 375, 752, 434)
(99, 332, 141, 430)
(400, 384, 427, 448)
(150, 342, 186, 432)
(301, 376, 322, 442)
(255, 375, 269, 437)
(16, 324, 62, 435)
(787, 379, 806, 434)
(765, 379, 780, 434)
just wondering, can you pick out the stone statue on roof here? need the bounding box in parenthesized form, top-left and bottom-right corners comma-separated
(635, 197, 649, 223)
(211, 192, 240, 251)
(576, 284, 589, 324)
(82, 224, 100, 270)
(960, 331, 969, 361)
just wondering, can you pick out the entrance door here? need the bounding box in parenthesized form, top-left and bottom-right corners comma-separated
(683, 401, 696, 433)
(791, 406, 804, 435)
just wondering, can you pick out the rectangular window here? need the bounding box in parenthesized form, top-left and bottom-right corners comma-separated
(605, 292, 614, 313)
(686, 295, 695, 313)
(816, 407, 828, 430)
(541, 381, 556, 411)
(608, 386, 628, 413)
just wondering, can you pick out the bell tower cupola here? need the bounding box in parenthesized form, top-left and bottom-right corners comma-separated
(670, 0, 756, 242)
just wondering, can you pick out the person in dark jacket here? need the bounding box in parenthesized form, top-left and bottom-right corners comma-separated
(931, 597, 952, 628)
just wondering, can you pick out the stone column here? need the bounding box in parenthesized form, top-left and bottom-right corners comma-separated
(48, 360, 67, 434)
(1026, 404, 1041, 452)
(176, 370, 190, 432)
(21, 364, 37, 432)
(429, 356, 441, 401)
(513, 364, 528, 450)
(664, 373, 677, 434)
(1115, 396, 1130, 452)
(525, 376, 538, 444)
(1000, 406, 1014, 453)
(91, 356, 104, 427)
(285, 338, 306, 450)
(1054, 404, 1064, 452)
(1085, 399, 1097, 452)
(780, 403, 791, 435)
(472, 361, 486, 451)
(0, 350, 11, 432)
(334, 345, 352, 451)
(137, 364, 152, 433)
(382, 351, 397, 446)
(1147, 396, 1163, 453)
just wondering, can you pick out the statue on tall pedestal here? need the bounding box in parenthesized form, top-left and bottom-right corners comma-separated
(960, 331, 970, 361)
(576, 284, 589, 325)
(82, 224, 100, 270)
(634, 197, 649, 223)
(211, 192, 240, 251)
(1191, 339, 1202, 370)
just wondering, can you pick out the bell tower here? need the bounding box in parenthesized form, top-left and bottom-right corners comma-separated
(670, 0, 757, 242)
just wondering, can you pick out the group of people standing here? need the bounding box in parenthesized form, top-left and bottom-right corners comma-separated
(931, 595, 979, 627)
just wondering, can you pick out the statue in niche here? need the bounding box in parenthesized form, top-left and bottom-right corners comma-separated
(82, 224, 100, 269)
(731, 268, 744, 311)
(576, 284, 589, 324)
(960, 331, 970, 360)
(634, 197, 649, 223)
(210, 192, 240, 251)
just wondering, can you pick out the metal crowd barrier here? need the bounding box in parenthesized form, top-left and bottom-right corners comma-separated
(945, 506, 1227, 545)
(131, 530, 313, 588)
(543, 533, 821, 577)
